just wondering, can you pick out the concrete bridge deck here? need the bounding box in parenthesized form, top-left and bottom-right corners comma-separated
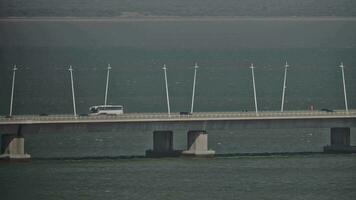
(1, 110, 355, 125)
(1, 110, 355, 159)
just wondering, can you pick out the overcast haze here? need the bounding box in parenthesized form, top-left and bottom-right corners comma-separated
(0, 0, 356, 17)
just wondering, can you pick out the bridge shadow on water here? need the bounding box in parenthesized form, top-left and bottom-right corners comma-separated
(3, 151, 352, 162)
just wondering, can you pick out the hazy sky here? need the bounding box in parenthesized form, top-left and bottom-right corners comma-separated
(0, 0, 356, 17)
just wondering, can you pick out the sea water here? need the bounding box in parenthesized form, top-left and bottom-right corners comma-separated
(0, 17, 355, 200)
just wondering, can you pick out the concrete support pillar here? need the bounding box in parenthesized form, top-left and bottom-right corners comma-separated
(324, 127, 355, 153)
(330, 127, 350, 146)
(182, 130, 215, 157)
(153, 131, 173, 152)
(0, 134, 31, 159)
(146, 131, 180, 157)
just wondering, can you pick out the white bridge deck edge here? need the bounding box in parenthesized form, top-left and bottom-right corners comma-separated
(0, 110, 355, 125)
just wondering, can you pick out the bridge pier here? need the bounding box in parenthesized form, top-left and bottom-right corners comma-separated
(182, 130, 215, 157)
(324, 127, 356, 153)
(145, 130, 181, 157)
(0, 126, 31, 159)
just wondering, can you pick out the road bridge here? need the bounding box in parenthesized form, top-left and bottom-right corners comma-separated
(1, 110, 355, 159)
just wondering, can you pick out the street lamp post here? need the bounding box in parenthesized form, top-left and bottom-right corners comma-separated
(163, 64, 171, 117)
(250, 63, 258, 114)
(190, 63, 199, 113)
(69, 65, 77, 118)
(9, 65, 18, 116)
(280, 62, 289, 112)
(104, 64, 112, 106)
(339, 62, 348, 112)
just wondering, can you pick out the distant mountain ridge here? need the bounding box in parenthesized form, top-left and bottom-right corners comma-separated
(0, 0, 356, 17)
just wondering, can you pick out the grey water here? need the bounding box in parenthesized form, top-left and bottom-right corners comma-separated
(0, 17, 356, 199)
(1, 155, 355, 200)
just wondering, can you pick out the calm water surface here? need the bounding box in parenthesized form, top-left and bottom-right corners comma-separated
(1, 155, 355, 200)
(0, 18, 355, 114)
